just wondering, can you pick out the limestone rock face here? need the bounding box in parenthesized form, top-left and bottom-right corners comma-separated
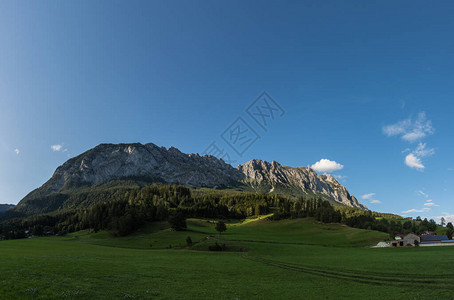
(42, 143, 244, 193)
(237, 159, 367, 209)
(18, 143, 367, 212)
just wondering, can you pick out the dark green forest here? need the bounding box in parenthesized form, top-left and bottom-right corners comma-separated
(0, 184, 444, 240)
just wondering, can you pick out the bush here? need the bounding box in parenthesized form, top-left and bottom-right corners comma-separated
(215, 221, 227, 235)
(208, 242, 226, 251)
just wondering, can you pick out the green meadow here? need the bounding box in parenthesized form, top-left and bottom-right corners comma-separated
(0, 217, 453, 299)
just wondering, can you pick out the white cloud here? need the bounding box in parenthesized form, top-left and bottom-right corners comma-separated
(383, 119, 409, 136)
(14, 149, 20, 155)
(402, 131, 426, 142)
(436, 214, 454, 224)
(413, 143, 435, 158)
(311, 159, 344, 173)
(417, 190, 429, 198)
(361, 193, 381, 204)
(405, 153, 424, 170)
(424, 200, 439, 207)
(402, 208, 425, 214)
(51, 144, 62, 152)
(333, 174, 347, 183)
(401, 148, 411, 154)
(361, 193, 375, 200)
(383, 113, 435, 171)
(383, 112, 434, 143)
(404, 143, 434, 171)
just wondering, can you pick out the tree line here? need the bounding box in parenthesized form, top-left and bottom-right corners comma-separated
(0, 184, 444, 239)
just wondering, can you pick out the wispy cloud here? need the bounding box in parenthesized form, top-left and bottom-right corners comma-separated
(413, 143, 435, 157)
(424, 199, 439, 207)
(361, 193, 375, 200)
(311, 159, 344, 173)
(383, 112, 435, 171)
(417, 190, 429, 198)
(332, 174, 347, 183)
(436, 214, 454, 224)
(383, 112, 434, 143)
(51, 144, 63, 152)
(401, 148, 411, 154)
(361, 193, 380, 204)
(403, 198, 440, 215)
(402, 208, 425, 214)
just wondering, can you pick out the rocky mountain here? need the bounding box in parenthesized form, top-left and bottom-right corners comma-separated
(9, 142, 366, 218)
(238, 159, 366, 209)
(34, 143, 242, 195)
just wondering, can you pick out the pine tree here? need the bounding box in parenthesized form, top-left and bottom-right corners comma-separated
(215, 221, 227, 236)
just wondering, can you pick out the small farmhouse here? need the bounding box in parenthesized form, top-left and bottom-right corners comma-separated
(389, 233, 420, 247)
(389, 240, 404, 247)
(403, 233, 420, 246)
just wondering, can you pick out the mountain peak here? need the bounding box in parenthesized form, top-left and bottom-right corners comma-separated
(237, 159, 366, 209)
(9, 142, 366, 217)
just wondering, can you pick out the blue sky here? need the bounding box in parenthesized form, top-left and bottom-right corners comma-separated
(0, 1, 453, 222)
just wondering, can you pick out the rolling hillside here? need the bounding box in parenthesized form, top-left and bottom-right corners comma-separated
(0, 217, 451, 299)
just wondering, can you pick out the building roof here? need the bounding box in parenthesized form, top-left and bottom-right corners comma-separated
(421, 231, 436, 236)
(421, 235, 448, 242)
(404, 233, 419, 238)
(421, 240, 454, 244)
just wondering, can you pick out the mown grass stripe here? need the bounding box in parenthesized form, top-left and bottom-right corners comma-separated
(242, 255, 453, 289)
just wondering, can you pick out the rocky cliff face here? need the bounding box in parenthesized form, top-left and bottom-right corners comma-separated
(237, 159, 366, 209)
(16, 143, 366, 215)
(39, 143, 243, 194)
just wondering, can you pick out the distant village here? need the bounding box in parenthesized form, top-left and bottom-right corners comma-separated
(375, 231, 454, 248)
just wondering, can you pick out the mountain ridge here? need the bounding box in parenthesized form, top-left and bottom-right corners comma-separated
(10, 142, 367, 217)
(238, 159, 365, 209)
(0, 204, 15, 217)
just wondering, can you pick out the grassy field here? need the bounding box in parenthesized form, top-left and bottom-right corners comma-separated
(0, 217, 453, 299)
